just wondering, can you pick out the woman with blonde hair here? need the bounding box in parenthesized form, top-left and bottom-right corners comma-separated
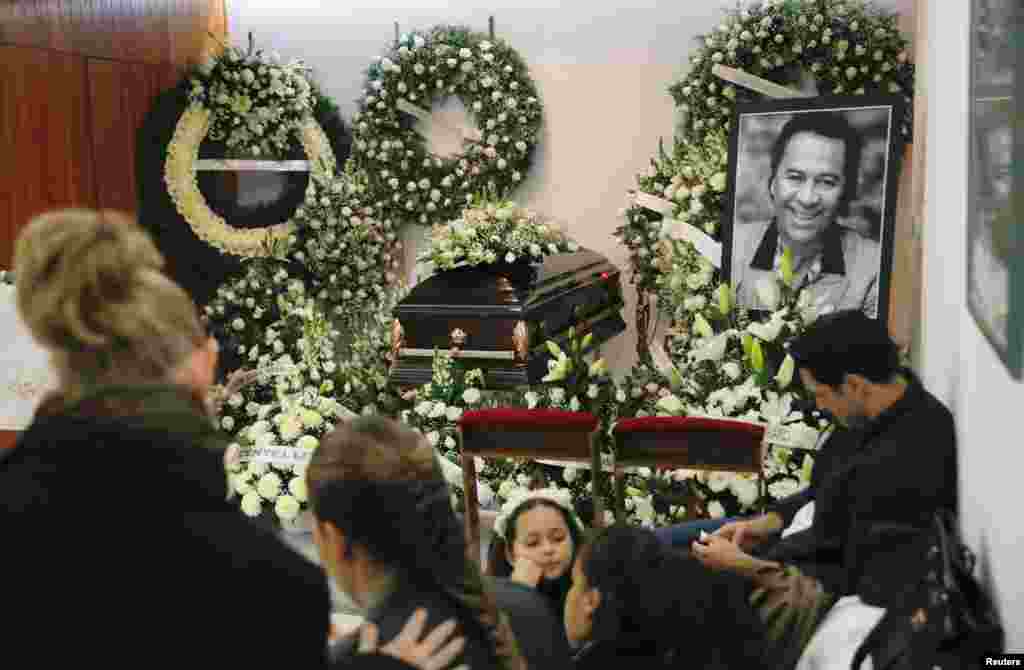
(0, 209, 330, 668)
(307, 415, 560, 670)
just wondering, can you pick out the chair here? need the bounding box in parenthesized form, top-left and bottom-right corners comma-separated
(457, 408, 604, 565)
(611, 416, 767, 522)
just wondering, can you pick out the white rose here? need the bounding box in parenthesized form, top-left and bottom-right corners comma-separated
(463, 388, 482, 404)
(257, 472, 282, 500)
(240, 492, 264, 517)
(429, 402, 447, 419)
(524, 391, 540, 409)
(288, 477, 307, 504)
(498, 480, 517, 499)
(275, 494, 301, 521)
(656, 395, 685, 414)
(563, 466, 579, 484)
(232, 474, 252, 496)
(445, 406, 463, 422)
(279, 415, 303, 442)
(549, 387, 566, 404)
(220, 416, 235, 431)
(232, 318, 245, 331)
(707, 500, 727, 519)
(415, 401, 434, 417)
(722, 362, 742, 380)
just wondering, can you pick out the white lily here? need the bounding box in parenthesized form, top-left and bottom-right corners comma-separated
(754, 276, 782, 310)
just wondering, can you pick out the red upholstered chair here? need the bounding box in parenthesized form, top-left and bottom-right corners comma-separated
(612, 416, 767, 522)
(457, 408, 604, 565)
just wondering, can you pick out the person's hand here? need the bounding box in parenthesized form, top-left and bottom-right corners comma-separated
(509, 555, 544, 588)
(713, 513, 782, 552)
(358, 608, 468, 670)
(692, 534, 756, 575)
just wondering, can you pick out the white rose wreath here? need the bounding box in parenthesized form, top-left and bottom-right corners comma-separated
(352, 25, 544, 227)
(164, 40, 338, 258)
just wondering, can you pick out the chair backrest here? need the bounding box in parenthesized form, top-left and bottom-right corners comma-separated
(459, 408, 598, 460)
(613, 416, 766, 472)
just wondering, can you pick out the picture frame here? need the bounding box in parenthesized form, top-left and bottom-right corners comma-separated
(968, 0, 1022, 378)
(721, 95, 905, 333)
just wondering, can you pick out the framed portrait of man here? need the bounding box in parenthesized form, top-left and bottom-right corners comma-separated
(968, 0, 1022, 379)
(721, 95, 905, 333)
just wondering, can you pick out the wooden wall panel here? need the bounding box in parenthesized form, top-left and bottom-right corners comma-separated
(88, 59, 180, 213)
(0, 0, 226, 69)
(0, 45, 96, 266)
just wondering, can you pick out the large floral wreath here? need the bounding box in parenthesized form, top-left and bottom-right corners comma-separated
(137, 39, 352, 307)
(164, 41, 339, 258)
(670, 0, 914, 141)
(351, 26, 544, 227)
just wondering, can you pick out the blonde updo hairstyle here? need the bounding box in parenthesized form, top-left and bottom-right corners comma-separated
(14, 209, 207, 397)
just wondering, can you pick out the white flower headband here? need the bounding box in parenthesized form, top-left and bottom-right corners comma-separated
(492, 487, 585, 541)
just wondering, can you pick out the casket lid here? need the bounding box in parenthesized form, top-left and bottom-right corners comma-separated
(395, 249, 616, 317)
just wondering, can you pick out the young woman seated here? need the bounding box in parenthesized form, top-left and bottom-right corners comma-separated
(485, 487, 584, 618)
(307, 416, 533, 670)
(565, 525, 770, 670)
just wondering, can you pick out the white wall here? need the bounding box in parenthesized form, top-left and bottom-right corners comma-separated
(228, 0, 909, 374)
(919, 0, 1024, 651)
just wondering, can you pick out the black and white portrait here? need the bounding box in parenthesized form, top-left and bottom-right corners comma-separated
(723, 97, 904, 328)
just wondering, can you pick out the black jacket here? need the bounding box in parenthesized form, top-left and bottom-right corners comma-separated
(759, 371, 958, 596)
(488, 577, 573, 670)
(330, 574, 502, 670)
(1, 386, 332, 669)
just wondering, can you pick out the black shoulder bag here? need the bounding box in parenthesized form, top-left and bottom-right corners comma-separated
(850, 510, 1003, 669)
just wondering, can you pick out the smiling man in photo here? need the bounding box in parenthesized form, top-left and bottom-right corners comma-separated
(731, 112, 881, 318)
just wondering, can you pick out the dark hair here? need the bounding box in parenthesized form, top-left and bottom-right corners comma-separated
(769, 112, 863, 217)
(486, 497, 583, 577)
(307, 416, 524, 670)
(578, 526, 768, 668)
(787, 309, 900, 387)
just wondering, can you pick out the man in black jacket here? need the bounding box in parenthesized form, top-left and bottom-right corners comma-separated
(693, 310, 958, 599)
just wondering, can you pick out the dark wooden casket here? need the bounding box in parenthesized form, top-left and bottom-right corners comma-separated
(389, 250, 626, 388)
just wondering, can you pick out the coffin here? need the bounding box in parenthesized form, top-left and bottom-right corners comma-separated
(389, 249, 626, 388)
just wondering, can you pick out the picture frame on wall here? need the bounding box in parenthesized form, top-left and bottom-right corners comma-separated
(968, 0, 1022, 379)
(721, 95, 905, 333)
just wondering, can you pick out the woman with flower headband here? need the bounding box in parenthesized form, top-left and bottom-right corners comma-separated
(307, 415, 534, 670)
(486, 487, 585, 618)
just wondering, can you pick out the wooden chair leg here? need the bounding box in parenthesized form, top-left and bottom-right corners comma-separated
(461, 442, 481, 566)
(614, 466, 625, 524)
(590, 430, 604, 528)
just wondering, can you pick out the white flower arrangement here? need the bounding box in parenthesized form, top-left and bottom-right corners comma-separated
(165, 38, 338, 258)
(418, 197, 579, 272)
(164, 105, 335, 258)
(189, 41, 315, 156)
(289, 163, 403, 323)
(217, 295, 359, 526)
(352, 25, 544, 227)
(669, 0, 915, 140)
